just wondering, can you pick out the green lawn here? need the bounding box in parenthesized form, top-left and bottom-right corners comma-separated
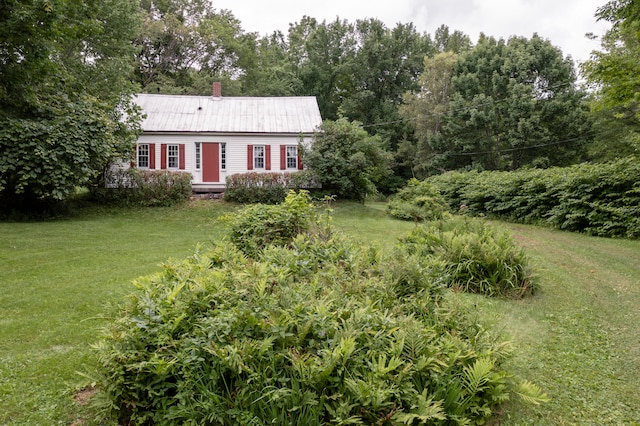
(0, 201, 638, 424)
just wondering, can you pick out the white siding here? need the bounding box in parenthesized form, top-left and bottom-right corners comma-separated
(137, 134, 311, 185)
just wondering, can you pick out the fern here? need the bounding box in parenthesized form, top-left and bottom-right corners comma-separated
(514, 380, 550, 405)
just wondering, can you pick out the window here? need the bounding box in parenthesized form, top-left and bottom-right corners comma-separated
(137, 144, 149, 168)
(167, 144, 179, 168)
(286, 145, 298, 169)
(221, 143, 226, 170)
(253, 145, 265, 169)
(195, 143, 201, 170)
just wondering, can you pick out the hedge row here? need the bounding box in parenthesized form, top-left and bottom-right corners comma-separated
(426, 157, 640, 238)
(224, 171, 319, 204)
(92, 168, 192, 207)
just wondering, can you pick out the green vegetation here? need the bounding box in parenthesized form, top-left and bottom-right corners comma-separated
(0, 0, 141, 210)
(1, 201, 639, 424)
(427, 157, 640, 238)
(399, 217, 536, 298)
(93, 169, 193, 207)
(387, 178, 449, 222)
(93, 196, 545, 424)
(304, 118, 394, 200)
(223, 171, 317, 204)
(227, 190, 317, 257)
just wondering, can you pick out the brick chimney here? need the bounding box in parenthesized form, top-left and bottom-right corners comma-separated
(212, 81, 222, 98)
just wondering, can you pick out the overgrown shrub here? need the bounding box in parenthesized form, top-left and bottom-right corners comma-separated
(226, 190, 317, 258)
(93, 229, 546, 425)
(388, 178, 450, 222)
(224, 171, 319, 204)
(399, 217, 537, 298)
(427, 157, 640, 238)
(92, 168, 192, 207)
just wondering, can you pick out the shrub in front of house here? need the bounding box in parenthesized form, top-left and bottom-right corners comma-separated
(93, 168, 192, 207)
(387, 178, 450, 222)
(224, 171, 319, 204)
(92, 225, 547, 425)
(399, 217, 537, 298)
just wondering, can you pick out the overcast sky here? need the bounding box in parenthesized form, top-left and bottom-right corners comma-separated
(213, 0, 610, 64)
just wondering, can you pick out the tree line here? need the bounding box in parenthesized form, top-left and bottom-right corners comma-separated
(1, 0, 637, 208)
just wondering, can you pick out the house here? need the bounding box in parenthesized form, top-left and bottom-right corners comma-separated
(132, 82, 323, 192)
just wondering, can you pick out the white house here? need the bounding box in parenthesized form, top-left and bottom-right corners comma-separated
(132, 83, 323, 192)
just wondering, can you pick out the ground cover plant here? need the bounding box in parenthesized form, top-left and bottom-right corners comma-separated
(1, 201, 639, 424)
(91, 193, 546, 424)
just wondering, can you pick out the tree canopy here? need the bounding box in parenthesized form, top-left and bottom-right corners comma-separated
(401, 34, 591, 175)
(0, 0, 142, 211)
(582, 0, 640, 160)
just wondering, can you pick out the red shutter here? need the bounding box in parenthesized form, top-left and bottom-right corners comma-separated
(179, 144, 185, 170)
(265, 145, 271, 170)
(149, 144, 156, 169)
(280, 145, 286, 170)
(161, 144, 167, 169)
(298, 151, 304, 170)
(247, 145, 253, 170)
(131, 144, 136, 168)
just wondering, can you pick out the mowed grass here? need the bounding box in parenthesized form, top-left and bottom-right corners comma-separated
(1, 200, 639, 424)
(0, 201, 235, 424)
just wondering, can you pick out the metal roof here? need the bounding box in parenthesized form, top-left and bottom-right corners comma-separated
(134, 94, 322, 134)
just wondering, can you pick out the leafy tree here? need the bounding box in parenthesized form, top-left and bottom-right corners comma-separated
(245, 31, 302, 96)
(287, 16, 358, 120)
(135, 1, 256, 95)
(435, 35, 591, 172)
(0, 0, 142, 211)
(400, 52, 458, 178)
(582, 0, 640, 159)
(338, 20, 434, 148)
(304, 119, 392, 200)
(433, 24, 472, 53)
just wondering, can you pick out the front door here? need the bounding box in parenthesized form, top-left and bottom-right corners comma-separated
(202, 143, 220, 182)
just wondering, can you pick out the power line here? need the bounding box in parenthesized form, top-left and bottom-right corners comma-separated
(360, 80, 579, 129)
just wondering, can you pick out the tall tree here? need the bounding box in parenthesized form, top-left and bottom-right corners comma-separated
(288, 16, 357, 120)
(339, 20, 434, 149)
(399, 51, 458, 178)
(0, 0, 142, 211)
(135, 1, 255, 94)
(436, 34, 591, 172)
(433, 24, 472, 53)
(582, 0, 640, 159)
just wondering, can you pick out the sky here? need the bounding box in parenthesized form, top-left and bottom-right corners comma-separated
(213, 0, 611, 65)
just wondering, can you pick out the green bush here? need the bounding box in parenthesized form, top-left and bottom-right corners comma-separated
(427, 157, 640, 238)
(93, 230, 546, 425)
(224, 171, 319, 204)
(388, 178, 450, 222)
(92, 168, 192, 207)
(226, 190, 317, 258)
(399, 217, 537, 298)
